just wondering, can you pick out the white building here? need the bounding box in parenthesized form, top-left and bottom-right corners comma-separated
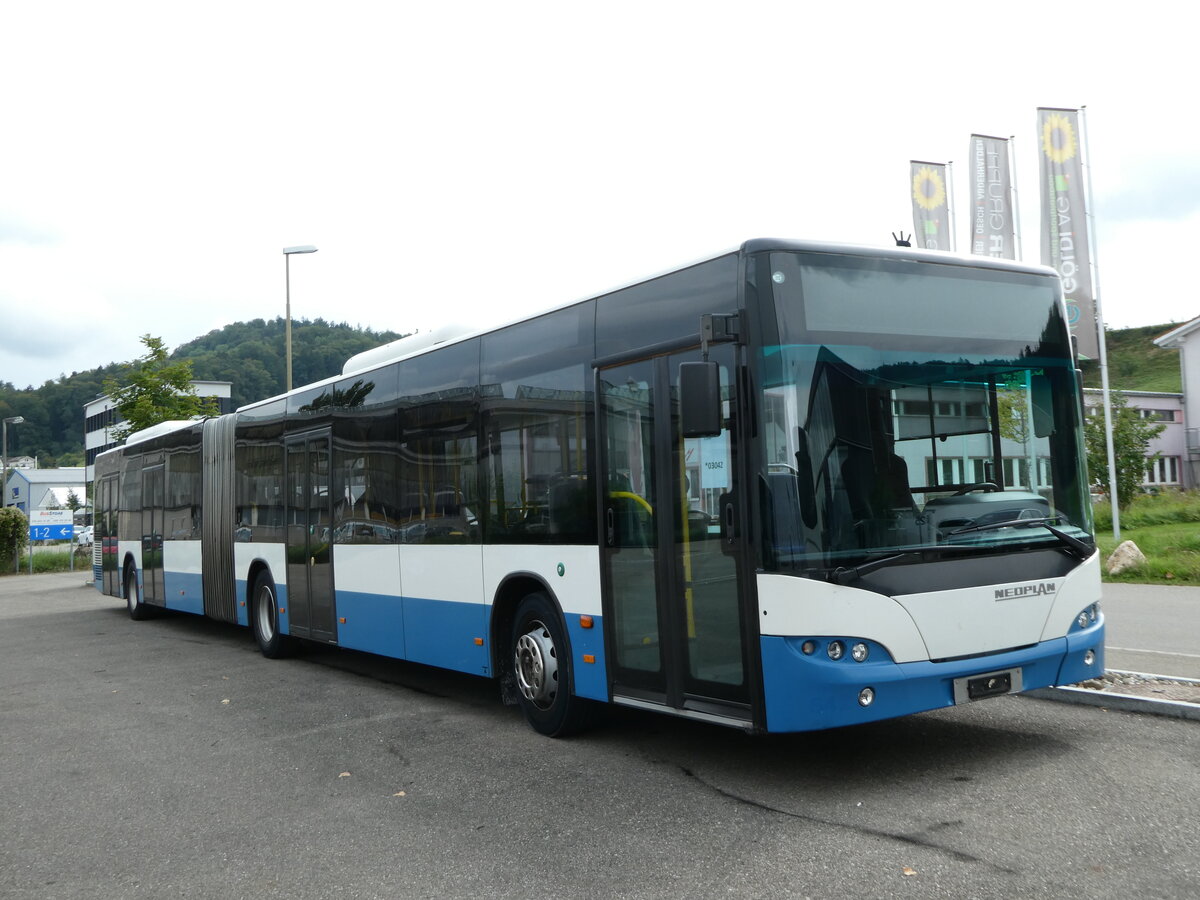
(84, 381, 233, 482)
(1153, 320, 1200, 488)
(5, 467, 87, 515)
(1083, 389, 1187, 490)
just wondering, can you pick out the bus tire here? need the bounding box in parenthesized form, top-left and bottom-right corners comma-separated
(125, 566, 150, 620)
(511, 591, 590, 737)
(251, 573, 291, 659)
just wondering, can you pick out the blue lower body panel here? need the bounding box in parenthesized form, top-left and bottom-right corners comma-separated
(336, 590, 406, 659)
(163, 570, 205, 616)
(761, 622, 1106, 732)
(564, 614, 607, 702)
(186, 569, 609, 699)
(401, 595, 489, 675)
(334, 591, 608, 695)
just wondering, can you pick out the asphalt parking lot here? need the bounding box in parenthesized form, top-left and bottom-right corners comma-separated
(3, 573, 1198, 899)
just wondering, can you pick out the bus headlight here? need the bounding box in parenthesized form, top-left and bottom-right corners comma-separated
(851, 642, 869, 662)
(858, 687, 875, 707)
(827, 640, 845, 661)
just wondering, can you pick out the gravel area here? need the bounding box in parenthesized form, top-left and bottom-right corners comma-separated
(1076, 670, 1200, 704)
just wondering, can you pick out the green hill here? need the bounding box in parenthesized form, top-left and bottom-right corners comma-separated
(176, 317, 403, 410)
(0, 318, 403, 466)
(1080, 323, 1183, 393)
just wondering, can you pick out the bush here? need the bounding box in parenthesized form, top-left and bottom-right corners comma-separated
(0, 507, 27, 566)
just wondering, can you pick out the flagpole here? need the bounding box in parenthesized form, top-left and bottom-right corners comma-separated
(946, 160, 957, 252)
(1079, 105, 1121, 541)
(1008, 135, 1023, 261)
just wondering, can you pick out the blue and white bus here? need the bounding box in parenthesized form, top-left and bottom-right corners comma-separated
(94, 238, 1104, 736)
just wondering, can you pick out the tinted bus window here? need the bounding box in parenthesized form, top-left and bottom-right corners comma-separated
(595, 254, 739, 359)
(332, 365, 402, 544)
(481, 303, 596, 544)
(396, 339, 481, 544)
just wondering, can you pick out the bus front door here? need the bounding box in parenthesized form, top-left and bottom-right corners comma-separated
(285, 432, 337, 643)
(599, 345, 750, 722)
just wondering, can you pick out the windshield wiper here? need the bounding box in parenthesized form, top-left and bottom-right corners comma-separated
(949, 517, 1093, 559)
(830, 552, 916, 585)
(829, 545, 980, 585)
(830, 521, 1094, 584)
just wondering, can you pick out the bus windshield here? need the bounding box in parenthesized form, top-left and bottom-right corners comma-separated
(757, 250, 1094, 575)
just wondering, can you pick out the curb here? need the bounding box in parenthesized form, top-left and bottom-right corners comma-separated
(1026, 670, 1200, 723)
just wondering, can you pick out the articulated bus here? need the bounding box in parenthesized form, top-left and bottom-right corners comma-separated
(94, 238, 1104, 736)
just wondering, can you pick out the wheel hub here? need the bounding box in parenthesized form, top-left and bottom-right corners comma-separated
(514, 621, 558, 708)
(256, 586, 275, 641)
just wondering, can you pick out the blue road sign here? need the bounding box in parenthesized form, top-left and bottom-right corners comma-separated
(30, 524, 73, 541)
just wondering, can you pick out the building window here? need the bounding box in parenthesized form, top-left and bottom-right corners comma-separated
(1000, 456, 1052, 490)
(1145, 456, 1181, 486)
(925, 458, 966, 486)
(1138, 408, 1178, 422)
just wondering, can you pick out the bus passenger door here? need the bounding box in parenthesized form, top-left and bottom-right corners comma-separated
(101, 475, 120, 597)
(141, 465, 165, 607)
(599, 345, 750, 720)
(286, 432, 337, 643)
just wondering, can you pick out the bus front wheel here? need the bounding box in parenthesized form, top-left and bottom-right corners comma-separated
(251, 574, 290, 659)
(511, 592, 590, 737)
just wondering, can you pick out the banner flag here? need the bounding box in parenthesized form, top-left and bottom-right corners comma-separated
(969, 134, 1015, 259)
(1038, 108, 1097, 358)
(910, 161, 950, 251)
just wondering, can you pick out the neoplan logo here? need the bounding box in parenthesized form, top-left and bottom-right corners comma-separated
(995, 582, 1057, 600)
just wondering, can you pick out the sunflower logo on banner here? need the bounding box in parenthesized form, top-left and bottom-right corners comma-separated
(912, 166, 946, 210)
(910, 161, 949, 250)
(1037, 107, 1096, 358)
(1040, 111, 1077, 164)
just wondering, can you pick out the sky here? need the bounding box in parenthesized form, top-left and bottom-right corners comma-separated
(2, 1, 1197, 391)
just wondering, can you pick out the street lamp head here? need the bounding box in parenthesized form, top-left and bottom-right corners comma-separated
(3, 416, 23, 425)
(283, 245, 318, 255)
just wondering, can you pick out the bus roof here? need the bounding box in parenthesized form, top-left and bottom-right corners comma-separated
(237, 238, 1059, 414)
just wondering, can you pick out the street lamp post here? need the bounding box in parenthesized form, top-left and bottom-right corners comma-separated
(2, 415, 25, 509)
(283, 245, 318, 393)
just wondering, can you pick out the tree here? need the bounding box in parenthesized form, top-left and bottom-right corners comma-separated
(102, 335, 219, 440)
(1084, 393, 1165, 510)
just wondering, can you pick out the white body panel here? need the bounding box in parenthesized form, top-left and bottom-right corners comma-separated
(757, 575, 928, 662)
(334, 544, 403, 598)
(894, 585, 1052, 660)
(483, 545, 603, 616)
(758, 551, 1100, 664)
(234, 542, 287, 588)
(1039, 552, 1101, 640)
(400, 545, 483, 603)
(118, 540, 141, 574)
(162, 540, 202, 577)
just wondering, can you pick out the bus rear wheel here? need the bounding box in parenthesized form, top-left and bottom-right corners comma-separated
(125, 566, 150, 621)
(511, 592, 589, 737)
(251, 573, 290, 658)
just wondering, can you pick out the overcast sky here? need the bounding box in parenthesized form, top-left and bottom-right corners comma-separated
(1, 2, 1195, 391)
